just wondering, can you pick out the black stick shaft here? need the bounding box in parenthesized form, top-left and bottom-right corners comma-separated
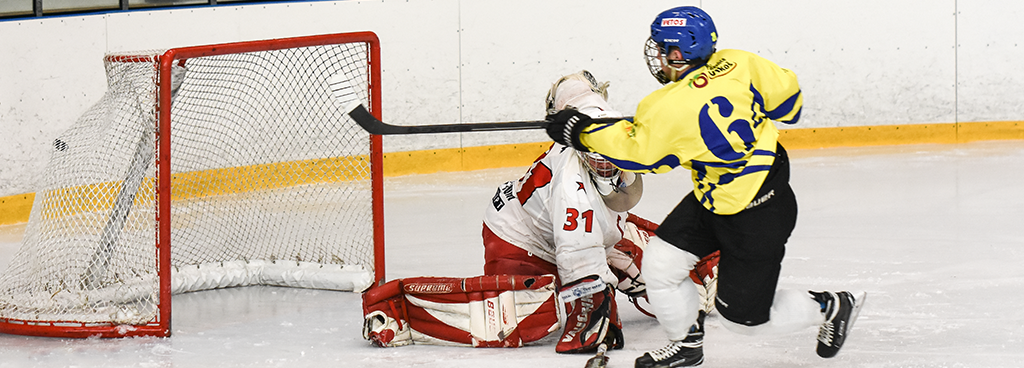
(347, 104, 627, 135)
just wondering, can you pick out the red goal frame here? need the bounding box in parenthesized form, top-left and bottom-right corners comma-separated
(0, 32, 384, 338)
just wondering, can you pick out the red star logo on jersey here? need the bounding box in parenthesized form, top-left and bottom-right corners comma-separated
(576, 181, 586, 191)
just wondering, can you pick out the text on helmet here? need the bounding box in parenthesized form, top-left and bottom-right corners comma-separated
(661, 18, 688, 27)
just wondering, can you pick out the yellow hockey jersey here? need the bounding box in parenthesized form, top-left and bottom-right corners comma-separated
(579, 49, 802, 214)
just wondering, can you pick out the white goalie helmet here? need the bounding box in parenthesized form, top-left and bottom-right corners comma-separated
(546, 70, 628, 185)
(545, 70, 612, 115)
(546, 70, 619, 179)
(578, 151, 619, 179)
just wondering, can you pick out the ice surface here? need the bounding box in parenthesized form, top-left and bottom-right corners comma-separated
(2, 141, 1023, 368)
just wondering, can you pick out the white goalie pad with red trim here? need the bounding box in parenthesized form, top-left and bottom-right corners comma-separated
(361, 275, 559, 348)
(608, 214, 656, 298)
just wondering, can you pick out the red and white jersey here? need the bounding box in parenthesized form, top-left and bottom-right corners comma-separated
(484, 143, 627, 285)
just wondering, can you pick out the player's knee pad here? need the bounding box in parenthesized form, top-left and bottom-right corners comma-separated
(361, 274, 559, 348)
(643, 237, 700, 290)
(555, 275, 623, 354)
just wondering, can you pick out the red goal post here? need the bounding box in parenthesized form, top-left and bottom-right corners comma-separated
(0, 32, 384, 338)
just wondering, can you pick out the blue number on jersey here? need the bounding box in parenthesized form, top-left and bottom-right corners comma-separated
(698, 96, 755, 161)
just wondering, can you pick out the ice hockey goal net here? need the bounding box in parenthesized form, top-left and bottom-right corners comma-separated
(0, 32, 384, 338)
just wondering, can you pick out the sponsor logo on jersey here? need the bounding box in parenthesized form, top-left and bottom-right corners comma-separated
(706, 58, 736, 79)
(405, 282, 454, 294)
(691, 74, 709, 88)
(661, 18, 687, 27)
(688, 58, 737, 89)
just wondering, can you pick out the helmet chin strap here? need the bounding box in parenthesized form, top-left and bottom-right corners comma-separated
(660, 56, 691, 83)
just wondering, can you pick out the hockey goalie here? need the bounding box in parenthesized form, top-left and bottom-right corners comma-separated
(361, 71, 719, 352)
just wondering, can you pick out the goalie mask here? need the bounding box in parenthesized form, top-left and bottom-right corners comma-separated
(578, 151, 619, 179)
(545, 70, 612, 115)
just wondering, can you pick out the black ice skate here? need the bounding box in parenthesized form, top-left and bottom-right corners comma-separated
(635, 311, 705, 368)
(811, 291, 866, 358)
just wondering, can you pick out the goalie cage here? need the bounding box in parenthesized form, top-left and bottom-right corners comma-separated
(0, 32, 385, 338)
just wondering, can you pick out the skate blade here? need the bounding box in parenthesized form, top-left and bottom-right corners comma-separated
(846, 291, 867, 341)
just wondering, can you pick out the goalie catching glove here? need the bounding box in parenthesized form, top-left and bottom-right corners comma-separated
(555, 275, 623, 354)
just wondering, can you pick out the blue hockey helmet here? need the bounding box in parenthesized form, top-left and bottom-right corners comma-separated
(645, 6, 718, 83)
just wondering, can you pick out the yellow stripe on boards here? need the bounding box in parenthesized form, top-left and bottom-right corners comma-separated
(779, 123, 958, 149)
(0, 193, 34, 226)
(957, 121, 1024, 143)
(2, 121, 1023, 226)
(778, 121, 1024, 150)
(382, 142, 550, 176)
(170, 155, 372, 200)
(0, 155, 374, 227)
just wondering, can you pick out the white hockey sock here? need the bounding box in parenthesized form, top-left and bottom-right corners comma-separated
(644, 237, 702, 341)
(719, 288, 823, 336)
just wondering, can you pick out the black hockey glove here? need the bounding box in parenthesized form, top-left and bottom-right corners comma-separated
(545, 109, 593, 152)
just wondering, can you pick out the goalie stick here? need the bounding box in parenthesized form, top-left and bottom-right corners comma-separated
(83, 126, 153, 288)
(84, 63, 185, 288)
(585, 343, 609, 368)
(328, 75, 630, 135)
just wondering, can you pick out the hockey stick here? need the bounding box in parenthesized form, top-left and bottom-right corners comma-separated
(585, 343, 609, 368)
(328, 75, 628, 135)
(83, 64, 186, 288)
(83, 130, 153, 288)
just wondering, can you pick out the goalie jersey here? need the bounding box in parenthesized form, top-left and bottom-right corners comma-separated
(484, 143, 626, 285)
(579, 48, 803, 215)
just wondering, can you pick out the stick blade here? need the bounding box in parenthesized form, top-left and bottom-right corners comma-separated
(347, 104, 394, 135)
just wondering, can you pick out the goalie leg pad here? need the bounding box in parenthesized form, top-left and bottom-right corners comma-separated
(690, 250, 721, 314)
(361, 280, 413, 347)
(363, 309, 413, 348)
(607, 244, 645, 298)
(608, 216, 655, 298)
(361, 275, 559, 348)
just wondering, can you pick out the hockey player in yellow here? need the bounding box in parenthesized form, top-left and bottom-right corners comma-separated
(593, 47, 802, 214)
(545, 6, 865, 368)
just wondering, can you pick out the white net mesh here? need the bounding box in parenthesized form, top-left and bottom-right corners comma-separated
(0, 38, 378, 331)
